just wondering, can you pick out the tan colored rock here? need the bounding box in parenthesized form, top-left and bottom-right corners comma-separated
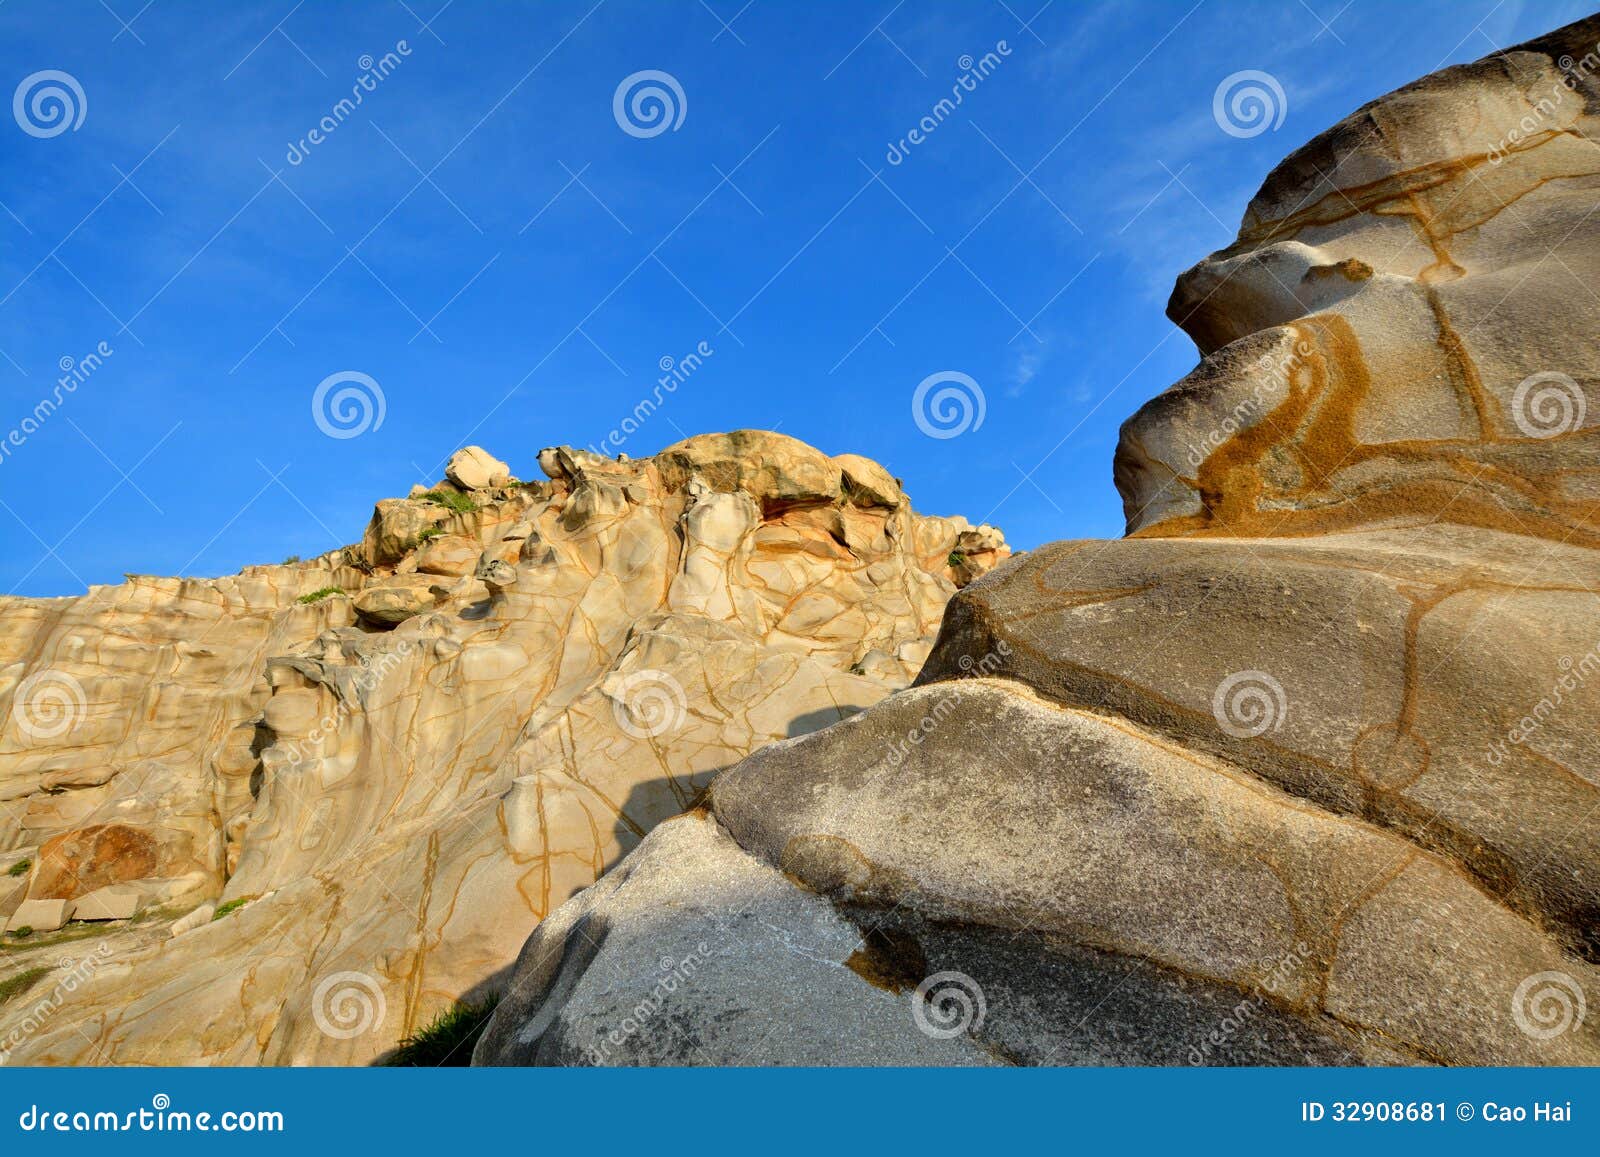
(833, 453, 902, 509)
(0, 433, 1003, 1064)
(362, 499, 455, 566)
(168, 902, 215, 937)
(0, 875, 25, 920)
(656, 430, 843, 506)
(478, 17, 1600, 1068)
(412, 534, 481, 577)
(445, 446, 511, 491)
(7, 898, 73, 934)
(73, 885, 141, 922)
(352, 575, 445, 625)
(948, 524, 1010, 587)
(0, 567, 362, 939)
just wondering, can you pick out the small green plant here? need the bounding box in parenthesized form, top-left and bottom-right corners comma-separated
(383, 995, 501, 1066)
(418, 489, 476, 515)
(415, 528, 444, 543)
(297, 586, 345, 605)
(0, 966, 50, 1004)
(6, 858, 29, 878)
(211, 895, 258, 921)
(947, 550, 967, 569)
(7, 927, 32, 939)
(282, 554, 302, 565)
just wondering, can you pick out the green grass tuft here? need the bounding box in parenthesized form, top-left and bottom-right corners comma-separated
(6, 858, 29, 878)
(947, 550, 967, 569)
(211, 895, 258, 921)
(282, 554, 302, 565)
(0, 966, 50, 1004)
(382, 995, 500, 1066)
(7, 927, 32, 939)
(415, 527, 444, 543)
(418, 489, 476, 515)
(297, 586, 345, 605)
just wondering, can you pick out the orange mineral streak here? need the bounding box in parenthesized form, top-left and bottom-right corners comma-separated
(1229, 129, 1595, 258)
(1137, 309, 1600, 546)
(1421, 286, 1498, 437)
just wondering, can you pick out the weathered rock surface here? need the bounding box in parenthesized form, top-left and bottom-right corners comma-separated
(478, 18, 1600, 1067)
(1120, 19, 1600, 540)
(0, 432, 1004, 1063)
(74, 886, 141, 922)
(6, 898, 73, 935)
(445, 445, 512, 492)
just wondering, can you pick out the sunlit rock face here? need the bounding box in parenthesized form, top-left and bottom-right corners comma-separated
(1121, 17, 1600, 540)
(478, 17, 1600, 1068)
(0, 431, 1005, 1064)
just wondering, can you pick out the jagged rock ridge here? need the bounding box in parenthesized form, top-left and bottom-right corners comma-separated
(0, 432, 1006, 1063)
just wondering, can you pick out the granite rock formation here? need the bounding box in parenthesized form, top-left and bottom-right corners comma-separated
(0, 432, 1004, 1064)
(477, 16, 1600, 1067)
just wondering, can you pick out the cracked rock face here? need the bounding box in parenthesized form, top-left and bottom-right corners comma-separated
(477, 19, 1600, 1067)
(0, 432, 1005, 1064)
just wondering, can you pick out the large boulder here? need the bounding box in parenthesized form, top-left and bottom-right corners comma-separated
(5, 897, 73, 934)
(655, 431, 844, 507)
(476, 15, 1600, 1067)
(445, 446, 511, 491)
(351, 574, 445, 626)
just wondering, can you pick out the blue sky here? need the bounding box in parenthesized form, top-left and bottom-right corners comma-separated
(0, 0, 1584, 596)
